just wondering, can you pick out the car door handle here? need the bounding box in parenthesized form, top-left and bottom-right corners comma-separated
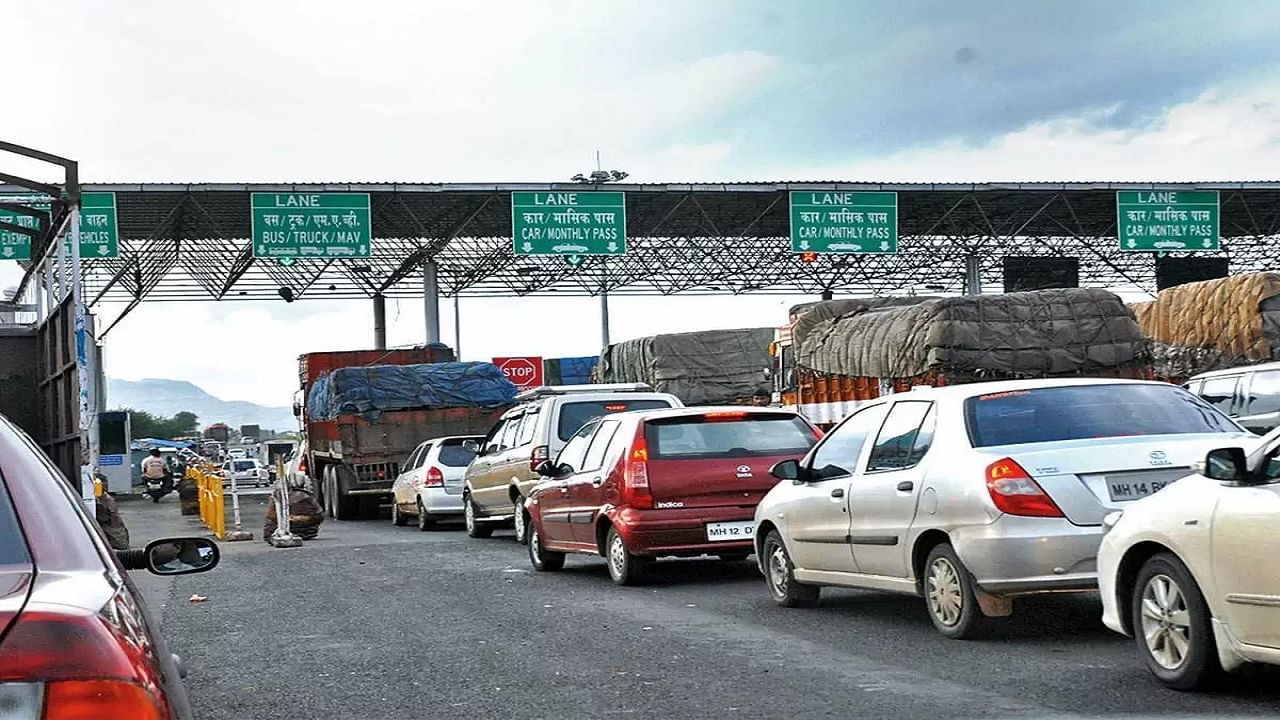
(558, 482, 570, 493)
(830, 488, 845, 498)
(589, 477, 603, 488)
(896, 481, 914, 492)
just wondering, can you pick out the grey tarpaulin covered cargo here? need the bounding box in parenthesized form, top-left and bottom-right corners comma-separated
(598, 327, 775, 405)
(796, 288, 1147, 379)
(791, 297, 938, 350)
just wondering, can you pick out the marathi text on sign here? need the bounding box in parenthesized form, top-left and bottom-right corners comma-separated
(251, 193, 373, 259)
(789, 192, 898, 254)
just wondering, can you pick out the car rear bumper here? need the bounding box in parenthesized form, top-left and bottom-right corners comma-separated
(420, 488, 464, 515)
(951, 515, 1103, 595)
(614, 505, 758, 557)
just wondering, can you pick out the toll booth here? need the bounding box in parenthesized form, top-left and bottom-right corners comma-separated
(98, 411, 131, 493)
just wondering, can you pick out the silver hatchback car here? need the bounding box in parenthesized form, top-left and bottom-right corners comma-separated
(754, 379, 1249, 638)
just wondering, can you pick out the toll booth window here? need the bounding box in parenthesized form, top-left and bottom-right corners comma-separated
(99, 419, 128, 455)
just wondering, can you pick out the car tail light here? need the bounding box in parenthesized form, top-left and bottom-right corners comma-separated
(985, 457, 1064, 518)
(621, 425, 653, 509)
(529, 445, 549, 471)
(0, 594, 168, 720)
(423, 466, 445, 488)
(297, 455, 308, 474)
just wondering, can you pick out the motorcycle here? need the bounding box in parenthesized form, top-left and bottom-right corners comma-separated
(145, 472, 174, 503)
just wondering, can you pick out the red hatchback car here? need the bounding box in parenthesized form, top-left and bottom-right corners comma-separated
(0, 413, 219, 720)
(525, 407, 821, 584)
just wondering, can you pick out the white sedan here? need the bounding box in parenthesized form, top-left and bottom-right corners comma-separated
(1099, 430, 1280, 689)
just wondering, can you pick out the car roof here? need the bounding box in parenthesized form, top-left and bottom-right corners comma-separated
(869, 377, 1172, 403)
(1189, 361, 1280, 381)
(420, 435, 483, 443)
(608, 406, 799, 421)
(507, 391, 677, 416)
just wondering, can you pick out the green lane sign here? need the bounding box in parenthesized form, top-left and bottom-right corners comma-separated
(512, 191, 626, 255)
(79, 192, 120, 258)
(0, 194, 45, 260)
(1117, 190, 1219, 252)
(251, 192, 372, 259)
(0, 192, 119, 260)
(790, 191, 898, 253)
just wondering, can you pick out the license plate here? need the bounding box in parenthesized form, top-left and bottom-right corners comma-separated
(705, 521, 754, 542)
(1106, 476, 1178, 502)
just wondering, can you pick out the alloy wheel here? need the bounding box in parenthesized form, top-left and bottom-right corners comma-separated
(1140, 574, 1192, 670)
(767, 545, 790, 598)
(927, 556, 964, 627)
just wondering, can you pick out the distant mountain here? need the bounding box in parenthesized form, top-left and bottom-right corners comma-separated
(106, 378, 297, 433)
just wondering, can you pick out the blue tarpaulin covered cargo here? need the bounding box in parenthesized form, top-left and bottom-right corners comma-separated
(307, 362, 517, 421)
(543, 356, 598, 386)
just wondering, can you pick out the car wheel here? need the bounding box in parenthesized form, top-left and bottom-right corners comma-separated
(391, 501, 409, 527)
(512, 497, 528, 545)
(528, 521, 565, 571)
(605, 527, 648, 586)
(464, 495, 492, 539)
(924, 544, 985, 640)
(762, 531, 820, 608)
(1131, 553, 1222, 690)
(416, 499, 435, 532)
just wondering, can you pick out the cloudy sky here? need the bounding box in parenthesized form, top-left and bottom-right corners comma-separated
(5, 0, 1280, 411)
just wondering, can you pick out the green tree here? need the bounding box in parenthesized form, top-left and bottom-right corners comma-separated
(119, 409, 201, 440)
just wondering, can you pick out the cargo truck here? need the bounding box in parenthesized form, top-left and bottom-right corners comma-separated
(296, 346, 517, 520)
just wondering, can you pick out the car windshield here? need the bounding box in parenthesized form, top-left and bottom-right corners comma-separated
(557, 399, 674, 441)
(965, 384, 1240, 448)
(645, 413, 817, 459)
(0, 471, 31, 565)
(232, 460, 256, 472)
(437, 440, 478, 467)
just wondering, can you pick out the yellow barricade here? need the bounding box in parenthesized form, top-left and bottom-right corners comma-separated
(192, 465, 225, 539)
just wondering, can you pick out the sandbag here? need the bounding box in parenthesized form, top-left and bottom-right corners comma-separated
(263, 488, 323, 541)
(95, 493, 130, 550)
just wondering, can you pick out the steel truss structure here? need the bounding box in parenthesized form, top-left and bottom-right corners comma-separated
(7, 182, 1280, 313)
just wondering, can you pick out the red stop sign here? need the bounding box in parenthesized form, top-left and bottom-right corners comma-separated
(492, 356, 544, 390)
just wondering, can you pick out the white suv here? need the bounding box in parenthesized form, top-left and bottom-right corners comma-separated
(462, 384, 682, 542)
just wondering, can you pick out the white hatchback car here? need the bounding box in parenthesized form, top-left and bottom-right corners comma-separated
(1099, 430, 1280, 689)
(391, 435, 481, 530)
(755, 379, 1249, 638)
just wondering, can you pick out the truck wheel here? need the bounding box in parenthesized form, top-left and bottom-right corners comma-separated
(464, 495, 492, 539)
(322, 469, 336, 519)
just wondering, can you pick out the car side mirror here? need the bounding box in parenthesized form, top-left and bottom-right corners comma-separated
(771, 459, 806, 483)
(1202, 447, 1248, 481)
(292, 403, 301, 418)
(136, 537, 220, 576)
(535, 460, 563, 477)
(462, 439, 480, 454)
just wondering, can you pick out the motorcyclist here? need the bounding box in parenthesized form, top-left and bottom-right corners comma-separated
(141, 448, 173, 493)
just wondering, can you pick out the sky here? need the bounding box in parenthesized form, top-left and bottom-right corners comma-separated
(4, 0, 1280, 411)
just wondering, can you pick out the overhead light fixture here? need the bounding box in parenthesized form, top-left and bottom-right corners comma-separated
(352, 265, 371, 273)
(277, 287, 295, 303)
(327, 284, 337, 291)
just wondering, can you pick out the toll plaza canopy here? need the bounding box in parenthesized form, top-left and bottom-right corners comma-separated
(9, 181, 1280, 304)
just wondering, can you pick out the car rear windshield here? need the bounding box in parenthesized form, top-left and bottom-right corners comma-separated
(0, 472, 31, 565)
(232, 460, 256, 472)
(558, 399, 674, 441)
(437, 440, 477, 467)
(644, 413, 817, 459)
(965, 384, 1239, 448)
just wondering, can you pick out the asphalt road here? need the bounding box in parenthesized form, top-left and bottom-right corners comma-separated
(121, 496, 1280, 720)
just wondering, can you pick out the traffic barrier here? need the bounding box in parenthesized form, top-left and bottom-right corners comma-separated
(192, 465, 225, 540)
